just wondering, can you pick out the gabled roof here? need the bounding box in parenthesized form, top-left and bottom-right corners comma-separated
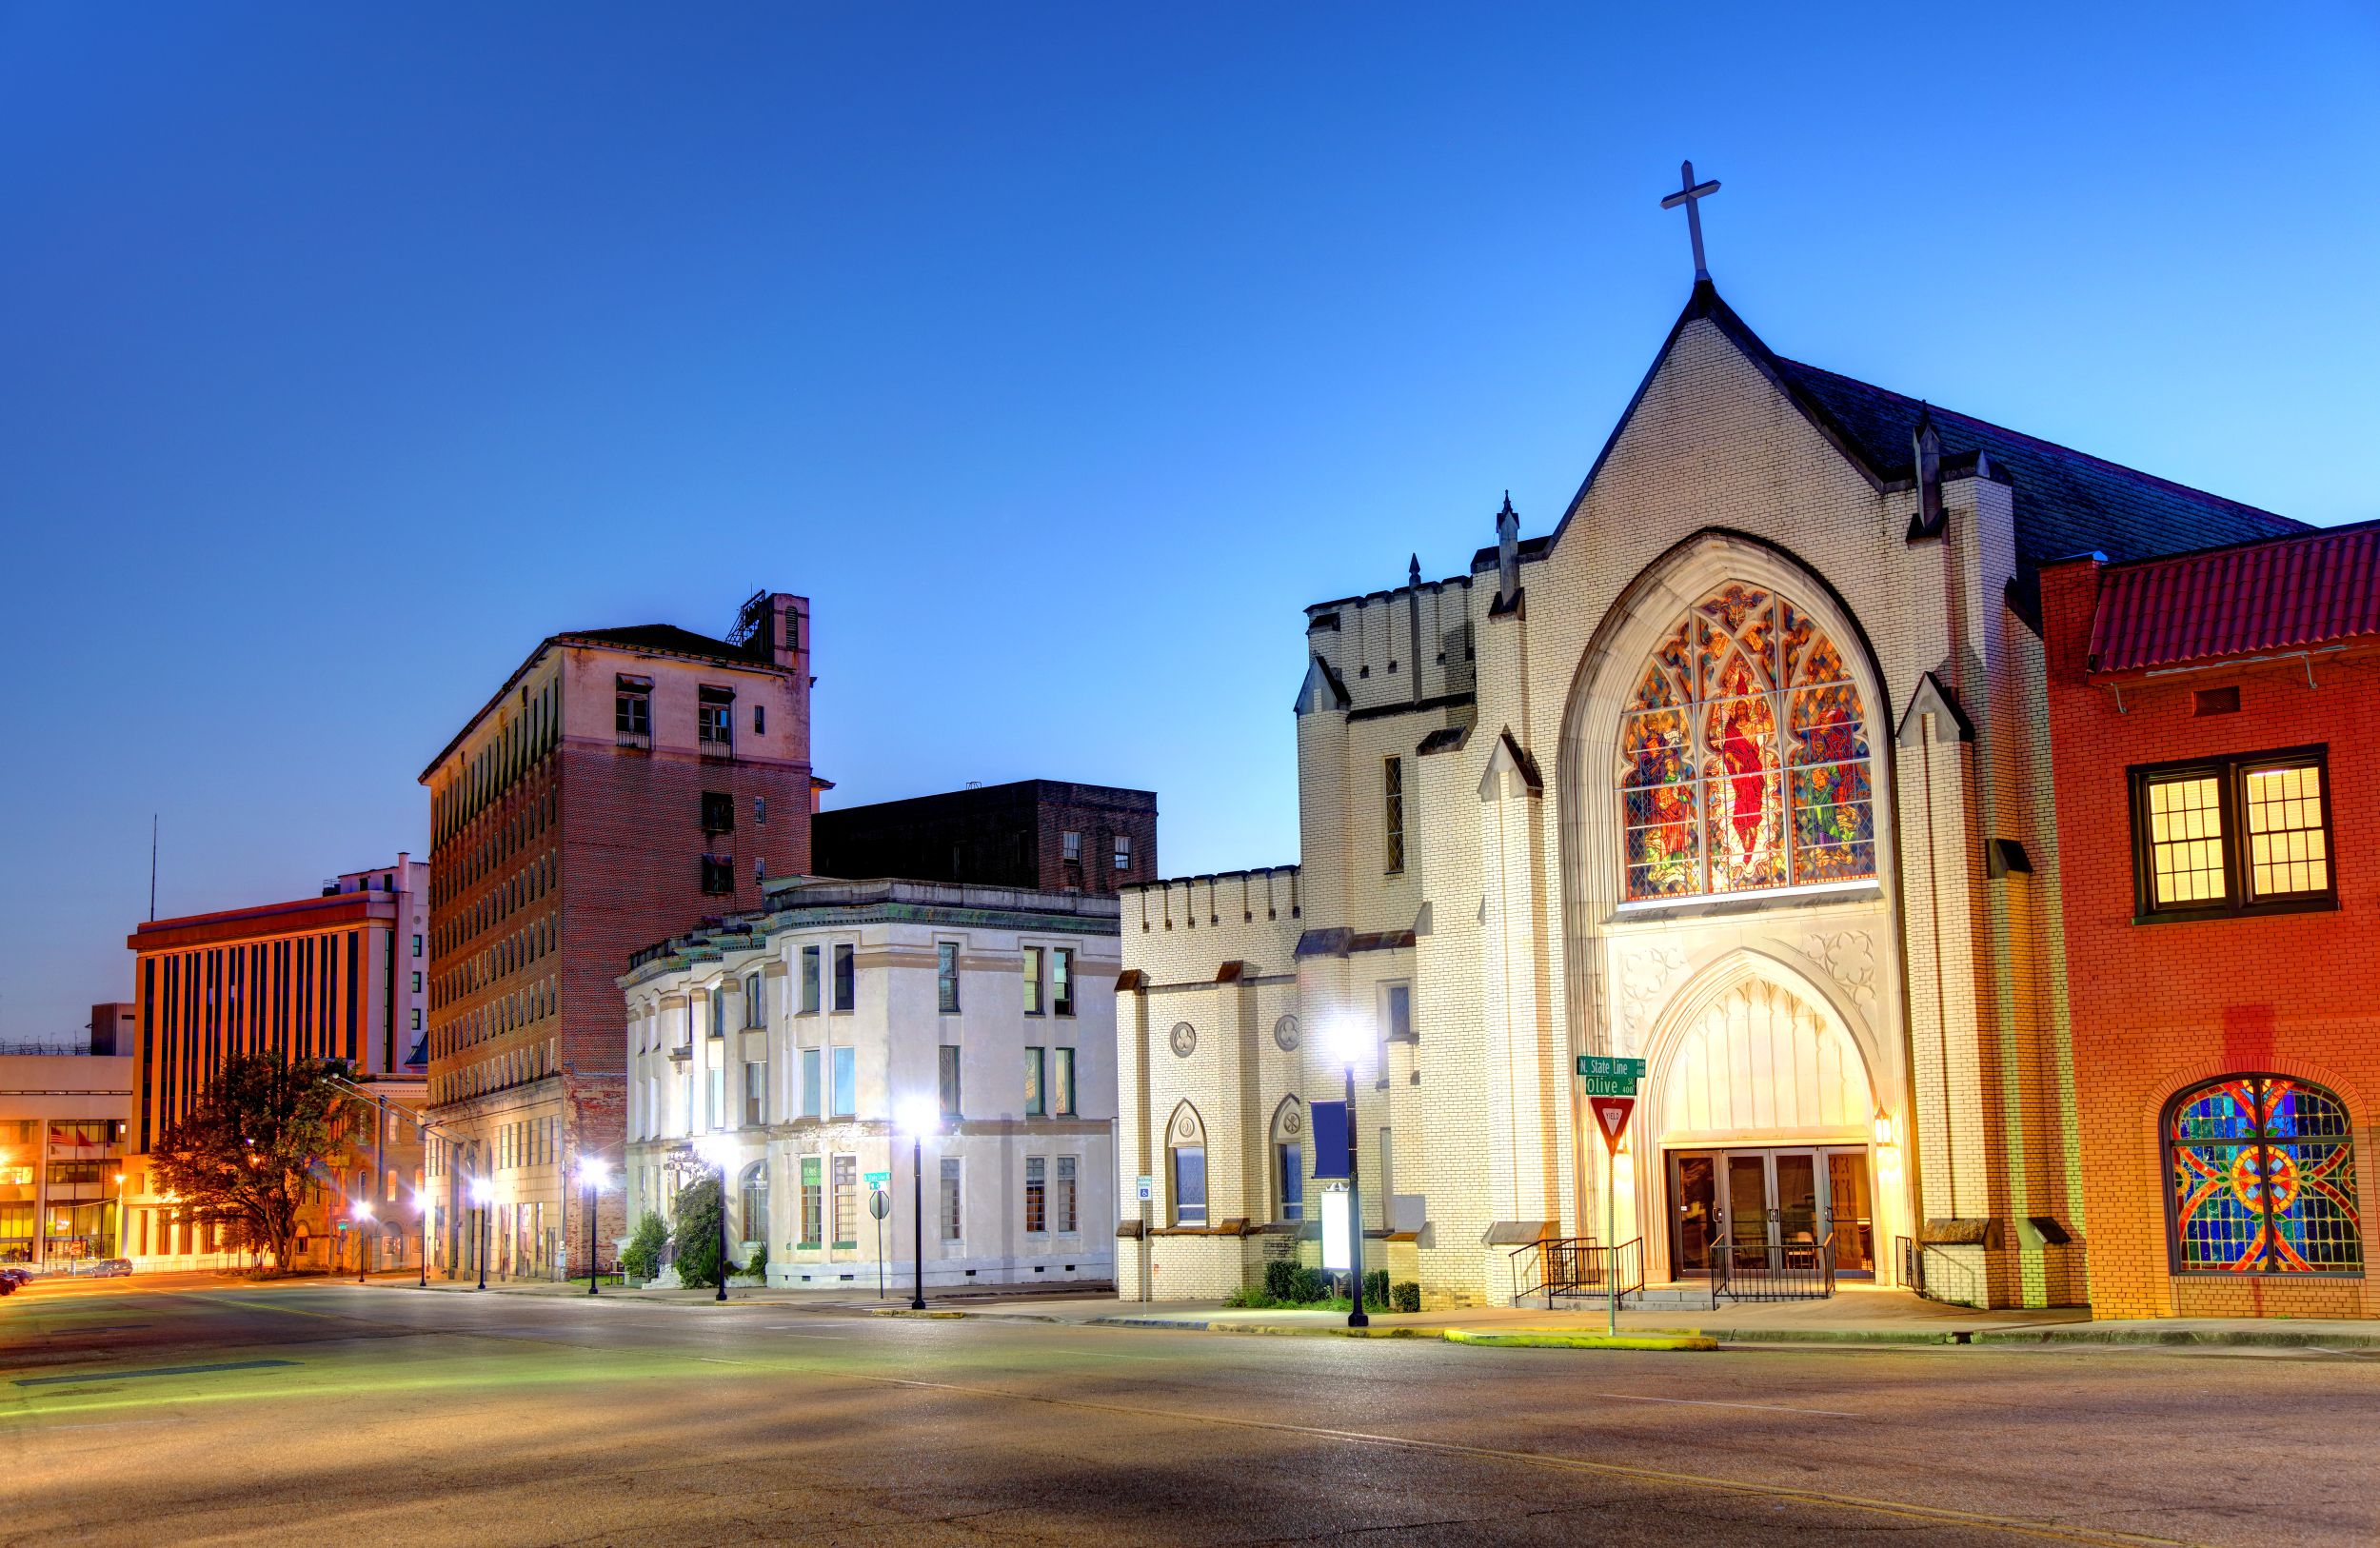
(2082, 520, 2380, 674)
(1549, 281, 2306, 568)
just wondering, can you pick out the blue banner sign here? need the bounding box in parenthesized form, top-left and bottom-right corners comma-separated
(1309, 1099, 1350, 1180)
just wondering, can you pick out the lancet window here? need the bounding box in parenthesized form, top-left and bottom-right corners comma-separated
(1617, 584, 1874, 902)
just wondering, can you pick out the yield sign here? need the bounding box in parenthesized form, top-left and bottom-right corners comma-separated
(1592, 1096, 1636, 1152)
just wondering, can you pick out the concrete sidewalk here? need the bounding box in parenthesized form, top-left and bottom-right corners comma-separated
(362, 1276, 2380, 1350)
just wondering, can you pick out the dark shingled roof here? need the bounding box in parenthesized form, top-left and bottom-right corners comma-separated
(561, 624, 763, 665)
(1541, 282, 2308, 571)
(1768, 357, 2307, 566)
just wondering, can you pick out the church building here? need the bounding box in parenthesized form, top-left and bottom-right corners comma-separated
(1116, 217, 2308, 1310)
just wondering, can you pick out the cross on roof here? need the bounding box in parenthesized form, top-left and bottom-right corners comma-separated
(1660, 159, 1720, 280)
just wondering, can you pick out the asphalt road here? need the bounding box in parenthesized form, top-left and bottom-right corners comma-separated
(4, 1274, 2374, 1547)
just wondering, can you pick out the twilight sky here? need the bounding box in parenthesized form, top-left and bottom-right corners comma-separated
(2, 4, 2374, 1042)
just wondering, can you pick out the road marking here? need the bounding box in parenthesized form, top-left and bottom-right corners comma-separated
(1066, 1350, 1169, 1361)
(760, 1329, 847, 1339)
(1587, 1391, 1861, 1418)
(854, 1375, 2208, 1548)
(15, 1359, 299, 1387)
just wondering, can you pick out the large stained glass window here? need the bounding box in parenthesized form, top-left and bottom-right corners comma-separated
(2168, 1075, 2361, 1275)
(1618, 585, 1874, 902)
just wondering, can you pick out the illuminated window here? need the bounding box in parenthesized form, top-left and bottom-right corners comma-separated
(2168, 1075, 2360, 1275)
(2130, 749, 2332, 921)
(1617, 585, 1874, 902)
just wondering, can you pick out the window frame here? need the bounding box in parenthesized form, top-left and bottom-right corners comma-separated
(1053, 1045, 1077, 1118)
(828, 1045, 857, 1118)
(1023, 1045, 1046, 1119)
(799, 946, 821, 1014)
(1383, 755, 1406, 875)
(1170, 1142, 1207, 1227)
(938, 1042, 962, 1120)
(830, 943, 856, 1012)
(937, 942, 961, 1014)
(1022, 945, 1045, 1017)
(2128, 745, 2336, 924)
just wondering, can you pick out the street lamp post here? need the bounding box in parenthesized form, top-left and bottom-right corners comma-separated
(897, 1098, 936, 1311)
(691, 1136, 732, 1302)
(352, 1203, 373, 1283)
(412, 1188, 428, 1288)
(576, 1159, 609, 1297)
(1327, 1021, 1369, 1331)
(470, 1178, 492, 1291)
(113, 1172, 126, 1263)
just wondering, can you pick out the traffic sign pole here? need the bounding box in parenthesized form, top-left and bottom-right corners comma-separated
(1590, 1093, 1638, 1339)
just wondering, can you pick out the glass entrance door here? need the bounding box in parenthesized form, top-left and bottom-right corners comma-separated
(1668, 1146, 1874, 1279)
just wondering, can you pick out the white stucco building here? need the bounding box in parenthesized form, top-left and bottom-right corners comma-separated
(622, 877, 1119, 1291)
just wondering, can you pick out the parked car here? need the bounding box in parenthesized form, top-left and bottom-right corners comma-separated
(88, 1258, 134, 1277)
(0, 1266, 32, 1289)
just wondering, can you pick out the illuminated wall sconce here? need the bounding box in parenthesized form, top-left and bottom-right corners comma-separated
(1873, 1112, 1896, 1148)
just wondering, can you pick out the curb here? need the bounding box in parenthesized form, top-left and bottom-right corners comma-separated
(1973, 1326, 2380, 1351)
(1445, 1330, 1719, 1351)
(870, 1307, 967, 1320)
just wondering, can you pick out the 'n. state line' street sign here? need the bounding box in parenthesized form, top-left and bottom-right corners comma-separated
(1580, 1076, 1638, 1097)
(1577, 1055, 1647, 1080)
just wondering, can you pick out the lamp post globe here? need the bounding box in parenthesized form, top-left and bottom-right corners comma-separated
(896, 1098, 937, 1312)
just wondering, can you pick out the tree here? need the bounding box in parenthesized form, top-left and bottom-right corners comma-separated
(671, 1175, 725, 1290)
(620, 1211, 668, 1283)
(149, 1053, 347, 1272)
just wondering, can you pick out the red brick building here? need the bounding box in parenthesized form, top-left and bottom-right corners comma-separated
(2042, 523, 2380, 1318)
(420, 591, 813, 1280)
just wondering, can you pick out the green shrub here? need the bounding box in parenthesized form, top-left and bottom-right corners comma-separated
(1362, 1268, 1389, 1309)
(1292, 1265, 1327, 1303)
(742, 1240, 768, 1280)
(1392, 1280, 1421, 1313)
(620, 1212, 667, 1282)
(671, 1177, 726, 1290)
(1262, 1259, 1300, 1301)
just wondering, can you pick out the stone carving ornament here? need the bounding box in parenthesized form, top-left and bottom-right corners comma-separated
(1800, 930, 1878, 1012)
(1273, 1015, 1300, 1052)
(1618, 943, 1689, 1037)
(1169, 1022, 1198, 1059)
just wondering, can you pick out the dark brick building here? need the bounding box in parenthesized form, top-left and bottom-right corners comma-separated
(419, 590, 814, 1280)
(814, 780, 1157, 896)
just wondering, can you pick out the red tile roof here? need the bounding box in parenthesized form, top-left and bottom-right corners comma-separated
(2086, 522, 2380, 674)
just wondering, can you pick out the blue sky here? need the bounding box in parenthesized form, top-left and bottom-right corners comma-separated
(2, 4, 2374, 1041)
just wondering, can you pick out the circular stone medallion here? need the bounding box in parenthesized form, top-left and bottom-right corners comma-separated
(1168, 1022, 1198, 1059)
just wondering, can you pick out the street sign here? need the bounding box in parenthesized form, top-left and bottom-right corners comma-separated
(1577, 1055, 1646, 1080)
(867, 1187, 891, 1221)
(1135, 1175, 1154, 1203)
(1580, 1076, 1637, 1097)
(1591, 1095, 1636, 1152)
(863, 1171, 890, 1189)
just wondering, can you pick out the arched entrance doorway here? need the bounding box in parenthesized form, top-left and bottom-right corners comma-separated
(1650, 969, 1879, 1281)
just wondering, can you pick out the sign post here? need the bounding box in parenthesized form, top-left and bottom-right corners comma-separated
(866, 1181, 892, 1300)
(1578, 1055, 1644, 1340)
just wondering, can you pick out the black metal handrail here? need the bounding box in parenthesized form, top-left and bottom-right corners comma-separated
(1711, 1229, 1835, 1303)
(1509, 1237, 1645, 1308)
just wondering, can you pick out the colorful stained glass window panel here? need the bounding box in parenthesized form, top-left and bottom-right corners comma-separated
(2168, 1076, 2361, 1275)
(2243, 764, 2328, 898)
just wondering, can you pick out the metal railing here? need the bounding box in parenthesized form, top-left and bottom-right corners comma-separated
(1711, 1229, 1835, 1303)
(1509, 1237, 1644, 1308)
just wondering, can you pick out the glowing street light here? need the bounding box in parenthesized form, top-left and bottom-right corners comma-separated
(897, 1097, 939, 1311)
(575, 1157, 611, 1298)
(1323, 1012, 1370, 1330)
(468, 1177, 494, 1291)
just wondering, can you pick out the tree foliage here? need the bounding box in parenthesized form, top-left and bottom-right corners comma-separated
(620, 1211, 668, 1282)
(671, 1175, 725, 1290)
(149, 1053, 347, 1272)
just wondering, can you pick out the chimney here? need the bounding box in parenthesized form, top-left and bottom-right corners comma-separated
(1495, 492, 1520, 605)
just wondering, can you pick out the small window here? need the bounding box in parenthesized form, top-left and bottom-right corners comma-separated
(829, 1045, 856, 1117)
(410, 971, 422, 993)
(1113, 834, 1132, 872)
(744, 971, 765, 1027)
(1171, 1144, 1206, 1227)
(1062, 830, 1082, 863)
(800, 947, 821, 1014)
(1383, 982, 1415, 1043)
(755, 796, 767, 825)
(1054, 1046, 1077, 1118)
(697, 686, 734, 751)
(753, 705, 766, 735)
(412, 934, 423, 958)
(1025, 1156, 1046, 1233)
(799, 1157, 823, 1247)
(701, 855, 735, 895)
(1384, 756, 1406, 875)
(939, 1043, 962, 1120)
(702, 792, 735, 833)
(615, 681, 652, 744)
(2131, 748, 2334, 921)
(800, 1048, 822, 1119)
(1051, 948, 1074, 1017)
(831, 944, 855, 1011)
(937, 943, 961, 1014)
(1278, 1142, 1304, 1221)
(1023, 1046, 1046, 1118)
(709, 990, 725, 1039)
(1055, 1155, 1079, 1232)
(940, 1158, 962, 1240)
(831, 1155, 858, 1247)
(744, 1061, 766, 1127)
(1022, 946, 1045, 1016)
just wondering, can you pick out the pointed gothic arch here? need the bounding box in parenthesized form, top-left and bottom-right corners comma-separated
(1165, 1101, 1208, 1227)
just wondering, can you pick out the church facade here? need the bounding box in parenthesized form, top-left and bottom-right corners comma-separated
(1116, 281, 2303, 1310)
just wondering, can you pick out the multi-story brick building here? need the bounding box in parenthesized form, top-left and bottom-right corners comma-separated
(420, 591, 813, 1281)
(121, 857, 429, 1270)
(2040, 523, 2379, 1319)
(1117, 274, 2308, 1310)
(620, 877, 1119, 1292)
(814, 780, 1157, 894)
